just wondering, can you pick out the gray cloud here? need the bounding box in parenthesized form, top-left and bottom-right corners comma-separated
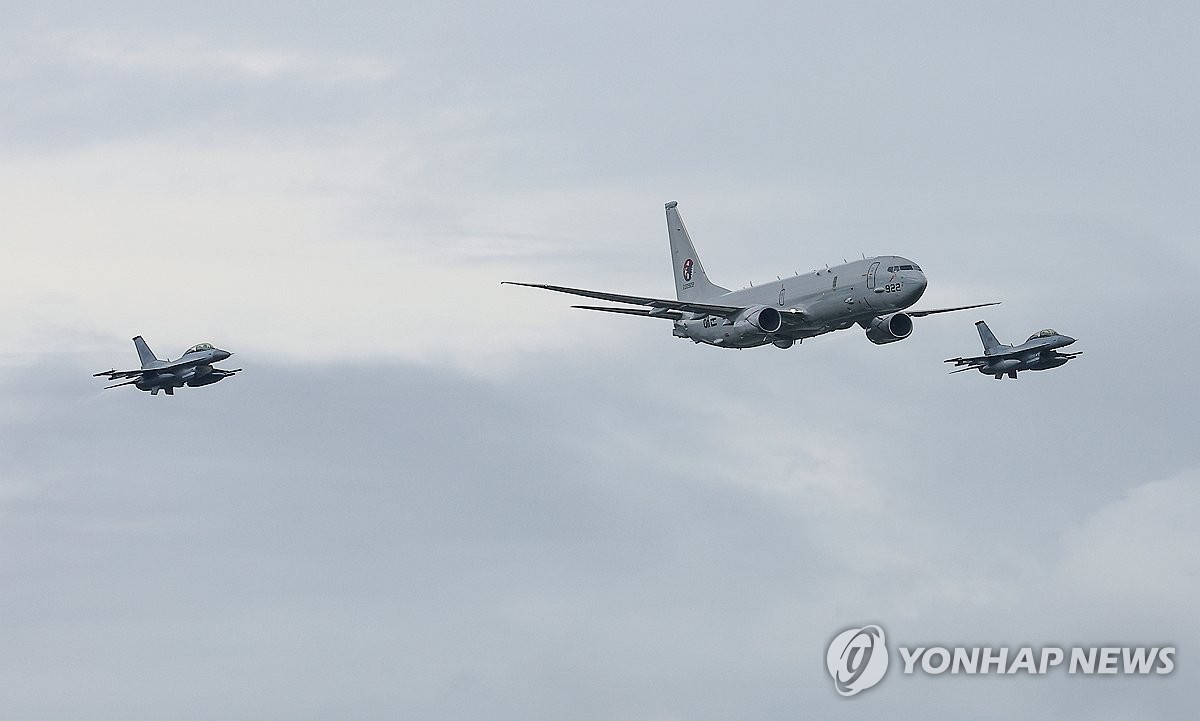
(1, 347, 1196, 719)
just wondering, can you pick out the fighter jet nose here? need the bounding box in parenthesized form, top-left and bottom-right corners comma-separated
(216, 349, 232, 361)
(1061, 336, 1076, 345)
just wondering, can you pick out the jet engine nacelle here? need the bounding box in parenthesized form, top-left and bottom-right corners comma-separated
(739, 305, 782, 334)
(864, 312, 914, 345)
(677, 304, 783, 347)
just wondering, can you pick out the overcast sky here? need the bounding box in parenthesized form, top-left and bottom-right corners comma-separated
(2, 2, 1198, 719)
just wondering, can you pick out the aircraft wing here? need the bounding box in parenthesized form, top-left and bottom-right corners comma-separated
(907, 301, 1000, 317)
(102, 377, 144, 389)
(93, 368, 145, 380)
(946, 347, 1084, 366)
(94, 358, 195, 379)
(943, 355, 991, 367)
(573, 305, 686, 320)
(503, 282, 742, 317)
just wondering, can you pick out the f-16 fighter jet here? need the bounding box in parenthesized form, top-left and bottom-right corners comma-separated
(945, 321, 1081, 379)
(505, 201, 996, 350)
(95, 336, 241, 395)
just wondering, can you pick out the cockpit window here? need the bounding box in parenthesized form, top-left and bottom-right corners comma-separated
(185, 343, 214, 354)
(1027, 329, 1058, 341)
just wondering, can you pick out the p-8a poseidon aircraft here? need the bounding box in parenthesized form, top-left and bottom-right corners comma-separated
(94, 336, 241, 395)
(945, 321, 1080, 379)
(505, 201, 996, 349)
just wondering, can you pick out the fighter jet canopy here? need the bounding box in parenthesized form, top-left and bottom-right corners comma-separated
(1027, 329, 1058, 341)
(185, 342, 215, 354)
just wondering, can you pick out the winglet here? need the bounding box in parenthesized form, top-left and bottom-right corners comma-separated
(665, 200, 678, 209)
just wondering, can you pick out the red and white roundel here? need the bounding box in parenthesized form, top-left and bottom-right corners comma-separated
(682, 258, 694, 281)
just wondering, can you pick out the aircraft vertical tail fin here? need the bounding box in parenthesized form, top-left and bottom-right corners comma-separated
(665, 201, 730, 302)
(132, 336, 160, 367)
(975, 321, 1005, 354)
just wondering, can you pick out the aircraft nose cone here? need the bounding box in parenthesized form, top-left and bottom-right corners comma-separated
(911, 273, 928, 299)
(1061, 336, 1076, 346)
(215, 349, 232, 361)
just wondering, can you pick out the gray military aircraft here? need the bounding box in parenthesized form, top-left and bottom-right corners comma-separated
(944, 321, 1080, 379)
(505, 201, 996, 349)
(94, 336, 241, 395)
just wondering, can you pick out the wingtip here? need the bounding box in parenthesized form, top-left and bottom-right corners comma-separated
(665, 200, 678, 209)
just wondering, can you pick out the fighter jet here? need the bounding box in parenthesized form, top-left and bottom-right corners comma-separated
(505, 201, 996, 350)
(944, 321, 1081, 379)
(94, 336, 241, 395)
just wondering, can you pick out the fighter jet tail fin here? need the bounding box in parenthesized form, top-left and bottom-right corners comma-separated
(132, 336, 160, 367)
(665, 201, 730, 302)
(975, 321, 1005, 354)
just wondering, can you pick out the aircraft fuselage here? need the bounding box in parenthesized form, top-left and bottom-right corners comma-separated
(673, 256, 928, 348)
(978, 335, 1076, 376)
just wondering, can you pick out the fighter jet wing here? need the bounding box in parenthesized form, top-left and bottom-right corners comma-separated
(943, 355, 991, 367)
(102, 377, 144, 389)
(907, 301, 1000, 318)
(93, 368, 145, 380)
(503, 282, 742, 317)
(95, 353, 220, 380)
